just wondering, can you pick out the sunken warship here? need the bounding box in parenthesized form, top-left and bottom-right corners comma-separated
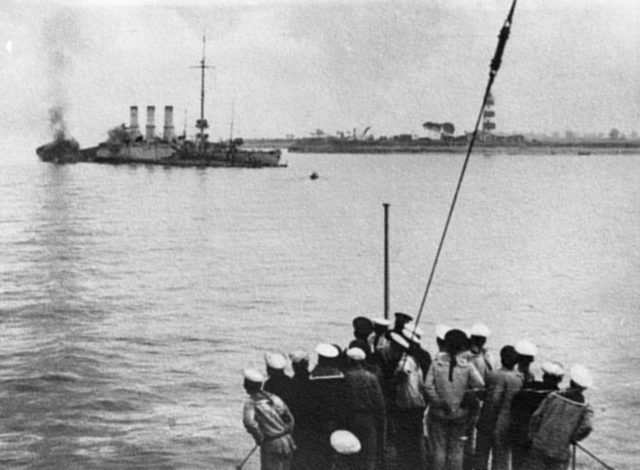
(36, 38, 284, 168)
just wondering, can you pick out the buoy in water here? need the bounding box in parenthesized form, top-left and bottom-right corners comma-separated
(310, 172, 319, 180)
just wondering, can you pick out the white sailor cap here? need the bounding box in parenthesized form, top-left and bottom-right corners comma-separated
(243, 368, 265, 384)
(515, 340, 538, 357)
(264, 352, 287, 370)
(373, 318, 391, 327)
(315, 343, 340, 359)
(389, 331, 410, 349)
(570, 364, 593, 388)
(289, 350, 310, 364)
(435, 324, 452, 340)
(403, 329, 421, 344)
(330, 430, 361, 455)
(346, 347, 366, 361)
(541, 361, 564, 377)
(403, 322, 423, 338)
(470, 323, 491, 338)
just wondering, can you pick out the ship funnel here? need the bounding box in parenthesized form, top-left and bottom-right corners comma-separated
(163, 106, 175, 141)
(130, 106, 140, 137)
(145, 106, 155, 141)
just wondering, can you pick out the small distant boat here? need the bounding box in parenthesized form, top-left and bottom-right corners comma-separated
(310, 172, 319, 180)
(577, 151, 591, 156)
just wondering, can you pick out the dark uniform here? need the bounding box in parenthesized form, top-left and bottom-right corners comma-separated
(345, 364, 386, 470)
(509, 382, 559, 470)
(306, 349, 352, 470)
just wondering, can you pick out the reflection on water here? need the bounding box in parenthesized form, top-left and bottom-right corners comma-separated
(0, 152, 638, 468)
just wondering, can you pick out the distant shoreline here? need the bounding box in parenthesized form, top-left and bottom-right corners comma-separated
(243, 138, 640, 155)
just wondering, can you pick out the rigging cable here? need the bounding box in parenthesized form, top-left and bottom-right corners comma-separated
(409, 0, 518, 335)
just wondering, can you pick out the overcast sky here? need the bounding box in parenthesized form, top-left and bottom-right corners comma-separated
(1, 0, 638, 145)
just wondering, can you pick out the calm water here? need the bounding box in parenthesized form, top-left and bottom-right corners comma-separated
(0, 147, 638, 469)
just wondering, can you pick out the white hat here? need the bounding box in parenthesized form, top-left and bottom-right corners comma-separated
(389, 331, 410, 349)
(515, 340, 538, 356)
(541, 361, 564, 377)
(373, 318, 391, 327)
(243, 368, 264, 383)
(330, 430, 361, 455)
(315, 343, 340, 358)
(435, 324, 452, 340)
(264, 352, 287, 370)
(289, 350, 309, 364)
(402, 327, 421, 344)
(346, 347, 366, 361)
(570, 364, 593, 388)
(404, 322, 423, 338)
(470, 323, 491, 337)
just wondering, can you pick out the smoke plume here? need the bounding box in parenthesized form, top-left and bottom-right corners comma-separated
(41, 8, 81, 142)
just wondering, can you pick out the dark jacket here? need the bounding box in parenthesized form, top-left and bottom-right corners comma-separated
(528, 390, 594, 461)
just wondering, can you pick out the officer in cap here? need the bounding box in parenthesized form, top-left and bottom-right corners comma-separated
(527, 365, 594, 470)
(307, 344, 351, 470)
(242, 368, 296, 470)
(509, 361, 565, 470)
(264, 352, 294, 408)
(344, 348, 386, 470)
(392, 312, 413, 334)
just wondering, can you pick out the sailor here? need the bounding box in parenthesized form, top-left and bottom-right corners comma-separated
(526, 365, 594, 470)
(514, 340, 537, 385)
(392, 331, 428, 470)
(288, 350, 314, 470)
(485, 345, 524, 470)
(474, 345, 519, 470)
(510, 361, 564, 470)
(463, 323, 494, 470)
(264, 352, 294, 408)
(370, 318, 391, 352)
(467, 323, 494, 381)
(344, 347, 386, 470)
(435, 324, 452, 353)
(350, 316, 375, 354)
(425, 324, 452, 466)
(402, 322, 432, 381)
(425, 329, 484, 470)
(306, 343, 351, 470)
(242, 368, 296, 470)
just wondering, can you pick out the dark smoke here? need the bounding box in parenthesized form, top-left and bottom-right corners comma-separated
(42, 8, 82, 142)
(49, 106, 67, 142)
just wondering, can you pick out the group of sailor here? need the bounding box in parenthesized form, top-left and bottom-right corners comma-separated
(241, 312, 594, 470)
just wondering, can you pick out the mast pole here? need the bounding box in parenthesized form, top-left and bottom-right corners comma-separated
(191, 33, 213, 152)
(383, 203, 390, 320)
(200, 34, 206, 138)
(407, 0, 519, 345)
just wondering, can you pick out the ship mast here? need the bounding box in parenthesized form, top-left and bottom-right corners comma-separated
(191, 34, 214, 151)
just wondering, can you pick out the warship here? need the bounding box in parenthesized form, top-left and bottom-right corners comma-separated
(36, 37, 284, 168)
